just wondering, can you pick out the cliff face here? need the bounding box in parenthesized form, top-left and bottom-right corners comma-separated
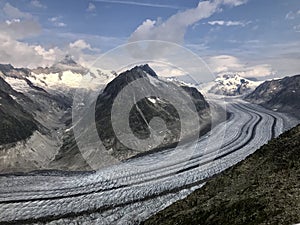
(245, 75, 300, 119)
(95, 65, 211, 160)
(143, 124, 300, 225)
(0, 77, 38, 144)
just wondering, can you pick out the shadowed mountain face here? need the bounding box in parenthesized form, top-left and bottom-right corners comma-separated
(0, 64, 74, 173)
(0, 78, 38, 144)
(50, 64, 212, 169)
(0, 62, 212, 172)
(245, 75, 300, 118)
(94, 64, 211, 160)
(143, 124, 300, 225)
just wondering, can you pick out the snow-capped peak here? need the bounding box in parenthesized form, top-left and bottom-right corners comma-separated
(58, 54, 77, 66)
(0, 57, 117, 93)
(205, 73, 263, 96)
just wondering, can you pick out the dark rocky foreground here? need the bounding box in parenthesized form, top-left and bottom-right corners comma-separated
(143, 124, 300, 225)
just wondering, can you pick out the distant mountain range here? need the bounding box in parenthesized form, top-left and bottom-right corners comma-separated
(0, 56, 299, 173)
(1, 55, 117, 96)
(0, 59, 212, 172)
(0, 58, 79, 172)
(202, 72, 300, 119)
(143, 124, 300, 225)
(245, 75, 300, 119)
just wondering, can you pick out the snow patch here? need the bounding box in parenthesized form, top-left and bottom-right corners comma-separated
(9, 94, 17, 100)
(205, 74, 263, 96)
(4, 77, 30, 92)
(147, 97, 157, 104)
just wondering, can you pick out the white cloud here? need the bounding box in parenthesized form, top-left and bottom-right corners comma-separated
(48, 16, 67, 27)
(0, 4, 41, 40)
(0, 34, 98, 68)
(57, 22, 66, 27)
(87, 3, 96, 12)
(5, 19, 21, 25)
(0, 3, 101, 69)
(208, 20, 225, 26)
(286, 11, 294, 20)
(0, 33, 63, 68)
(0, 19, 41, 39)
(221, 0, 248, 6)
(149, 62, 186, 77)
(30, 0, 46, 8)
(69, 40, 92, 50)
(237, 64, 275, 78)
(3, 3, 32, 19)
(285, 10, 300, 20)
(129, 0, 248, 43)
(93, 0, 182, 9)
(208, 20, 251, 26)
(207, 55, 275, 77)
(49, 17, 59, 22)
(293, 24, 300, 32)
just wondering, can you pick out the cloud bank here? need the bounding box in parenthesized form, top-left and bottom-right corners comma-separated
(0, 3, 98, 68)
(129, 0, 248, 43)
(207, 55, 275, 78)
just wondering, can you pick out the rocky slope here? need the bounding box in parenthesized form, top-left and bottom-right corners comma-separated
(94, 64, 211, 160)
(143, 124, 300, 225)
(55, 64, 213, 165)
(0, 56, 114, 173)
(245, 74, 300, 119)
(0, 57, 97, 173)
(206, 73, 262, 96)
(0, 62, 213, 172)
(0, 64, 74, 173)
(0, 77, 38, 144)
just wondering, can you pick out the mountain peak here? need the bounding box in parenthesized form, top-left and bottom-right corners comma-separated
(0, 64, 15, 73)
(129, 64, 158, 78)
(50, 54, 87, 73)
(138, 64, 158, 77)
(58, 54, 78, 66)
(207, 73, 263, 96)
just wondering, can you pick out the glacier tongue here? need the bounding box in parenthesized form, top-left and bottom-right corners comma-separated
(0, 98, 298, 224)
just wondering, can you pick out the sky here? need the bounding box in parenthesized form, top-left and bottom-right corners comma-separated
(0, 0, 299, 80)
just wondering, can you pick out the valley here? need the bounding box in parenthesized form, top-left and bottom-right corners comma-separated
(0, 60, 299, 224)
(0, 96, 298, 224)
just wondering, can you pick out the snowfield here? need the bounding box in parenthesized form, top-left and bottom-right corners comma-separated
(0, 97, 298, 224)
(203, 73, 263, 96)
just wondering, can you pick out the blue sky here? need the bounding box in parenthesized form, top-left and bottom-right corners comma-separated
(0, 0, 299, 79)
